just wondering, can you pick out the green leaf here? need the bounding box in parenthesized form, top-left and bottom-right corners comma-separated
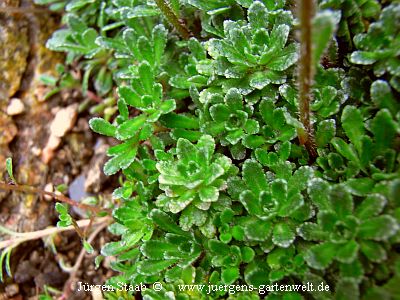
(336, 240, 359, 263)
(118, 86, 142, 107)
(160, 99, 176, 114)
(197, 135, 215, 162)
(329, 185, 353, 218)
(5, 157, 15, 182)
(248, 1, 268, 30)
(370, 80, 399, 115)
(370, 109, 397, 152)
(83, 240, 94, 254)
(242, 160, 267, 195)
(345, 178, 374, 196)
(139, 61, 153, 91)
(297, 222, 326, 241)
(350, 51, 378, 65)
(357, 215, 399, 241)
(335, 279, 360, 300)
(116, 115, 146, 140)
(272, 222, 295, 248)
(141, 241, 176, 259)
(241, 247, 255, 263)
(152, 25, 167, 66)
(150, 209, 191, 237)
(245, 219, 273, 241)
(89, 118, 116, 137)
(331, 137, 359, 163)
(267, 44, 299, 71)
(355, 194, 387, 219)
(210, 104, 230, 122)
(159, 113, 199, 129)
(221, 267, 239, 285)
(312, 10, 338, 66)
(307, 178, 331, 210)
(239, 190, 262, 216)
(359, 240, 387, 262)
(271, 179, 288, 200)
(209, 239, 230, 255)
(341, 106, 364, 152)
(199, 186, 219, 202)
(305, 242, 337, 270)
(137, 259, 177, 276)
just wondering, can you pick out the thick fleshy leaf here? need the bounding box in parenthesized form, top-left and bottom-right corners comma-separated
(267, 44, 299, 71)
(248, 1, 268, 30)
(270, 24, 289, 49)
(370, 109, 397, 152)
(179, 206, 207, 231)
(316, 119, 336, 147)
(150, 209, 191, 237)
(152, 24, 167, 65)
(329, 185, 353, 218)
(118, 86, 142, 107)
(116, 115, 146, 140)
(305, 242, 337, 270)
(138, 61, 154, 94)
(355, 194, 386, 219)
(160, 99, 176, 114)
(297, 222, 326, 241)
(307, 178, 331, 210)
(89, 117, 116, 137)
(137, 259, 177, 276)
(331, 137, 359, 163)
(176, 138, 197, 162)
(370, 80, 399, 115)
(197, 135, 215, 162)
(335, 278, 360, 300)
(271, 179, 288, 200)
(243, 160, 267, 195)
(199, 186, 219, 202)
(239, 190, 262, 215)
(312, 10, 338, 66)
(342, 105, 364, 152)
(210, 104, 230, 122)
(357, 215, 399, 241)
(221, 267, 239, 285)
(345, 178, 374, 196)
(141, 241, 177, 260)
(224, 88, 242, 110)
(245, 219, 273, 241)
(336, 240, 359, 263)
(272, 222, 295, 248)
(359, 240, 387, 262)
(339, 260, 364, 281)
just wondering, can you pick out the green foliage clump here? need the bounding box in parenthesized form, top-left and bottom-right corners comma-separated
(35, 0, 400, 298)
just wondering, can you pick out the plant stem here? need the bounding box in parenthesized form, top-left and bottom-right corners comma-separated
(154, 0, 191, 39)
(0, 217, 112, 250)
(61, 220, 109, 299)
(298, 0, 317, 160)
(0, 182, 111, 215)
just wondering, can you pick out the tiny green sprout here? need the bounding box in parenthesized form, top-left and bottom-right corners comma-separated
(5, 157, 16, 183)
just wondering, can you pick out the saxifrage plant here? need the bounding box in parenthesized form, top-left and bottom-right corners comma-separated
(28, 0, 400, 299)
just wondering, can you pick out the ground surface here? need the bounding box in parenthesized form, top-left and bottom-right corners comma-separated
(0, 1, 117, 299)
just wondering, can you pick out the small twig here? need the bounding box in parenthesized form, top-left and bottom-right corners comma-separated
(0, 217, 111, 250)
(297, 0, 318, 160)
(60, 220, 110, 300)
(0, 182, 110, 215)
(154, 0, 191, 39)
